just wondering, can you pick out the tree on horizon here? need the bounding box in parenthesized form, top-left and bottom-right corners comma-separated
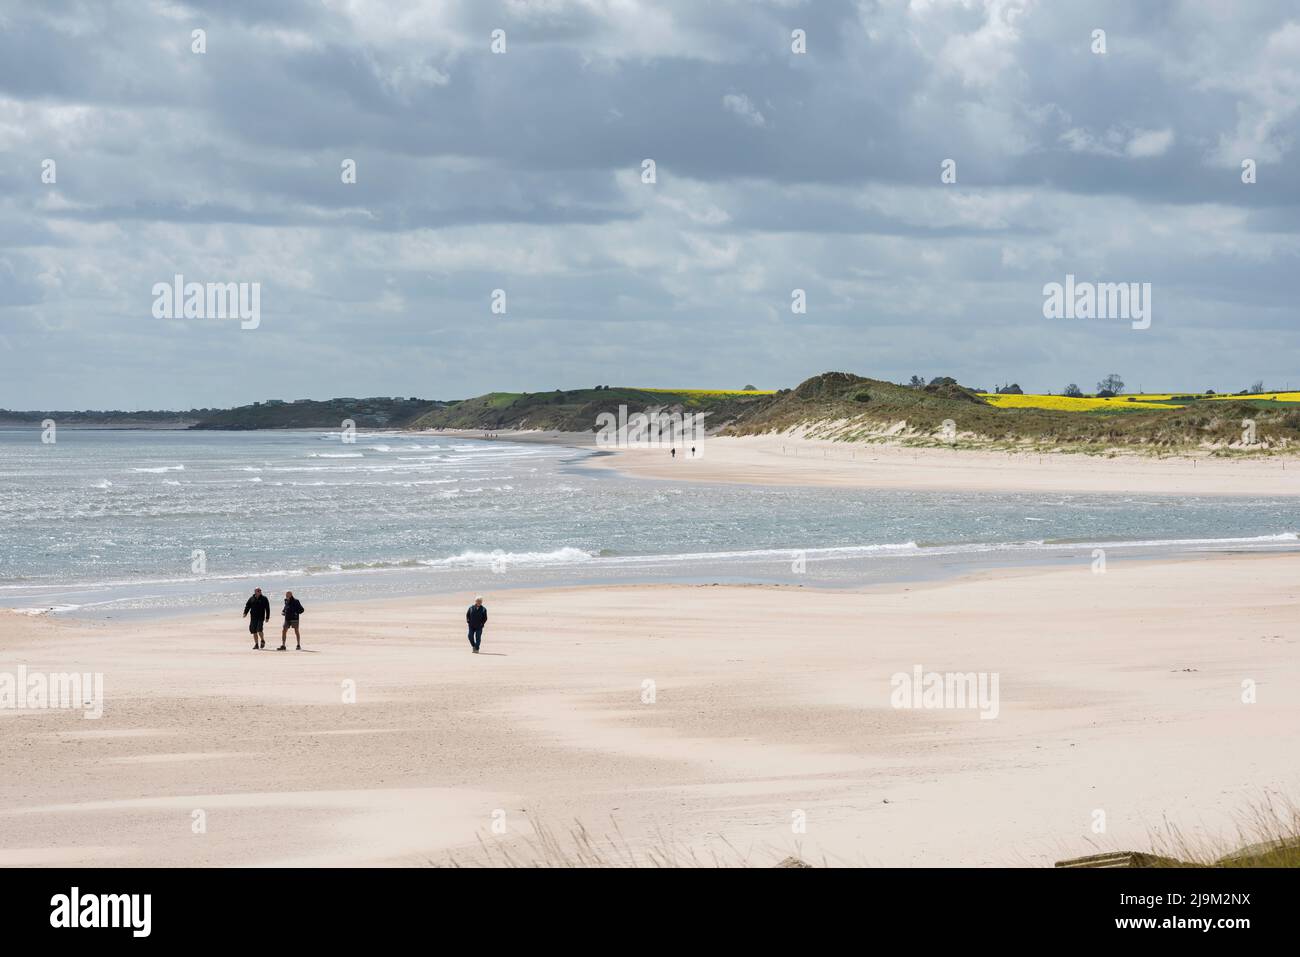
(1096, 374, 1125, 396)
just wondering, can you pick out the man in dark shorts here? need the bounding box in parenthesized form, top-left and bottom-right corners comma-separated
(466, 595, 487, 654)
(279, 591, 305, 651)
(243, 587, 270, 650)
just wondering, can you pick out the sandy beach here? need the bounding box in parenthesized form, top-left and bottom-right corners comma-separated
(574, 433, 1300, 497)
(2, 552, 1296, 867)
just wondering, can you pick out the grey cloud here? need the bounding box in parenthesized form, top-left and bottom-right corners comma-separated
(0, 0, 1297, 409)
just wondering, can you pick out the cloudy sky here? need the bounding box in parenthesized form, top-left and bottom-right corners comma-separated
(1, 0, 1297, 410)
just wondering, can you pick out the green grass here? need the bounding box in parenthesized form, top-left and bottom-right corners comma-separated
(410, 373, 1300, 455)
(411, 385, 772, 432)
(727, 374, 1300, 455)
(637, 388, 777, 396)
(1059, 794, 1300, 868)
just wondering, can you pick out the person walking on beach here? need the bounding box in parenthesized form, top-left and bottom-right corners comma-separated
(670, 447, 676, 459)
(279, 590, 305, 651)
(466, 595, 487, 654)
(243, 587, 270, 650)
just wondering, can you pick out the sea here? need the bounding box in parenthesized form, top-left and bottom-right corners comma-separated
(1, 429, 1297, 619)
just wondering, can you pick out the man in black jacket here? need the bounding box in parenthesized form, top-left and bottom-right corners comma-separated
(279, 591, 305, 651)
(466, 596, 487, 654)
(243, 587, 270, 650)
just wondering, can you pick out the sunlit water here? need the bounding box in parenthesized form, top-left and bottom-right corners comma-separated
(1, 429, 1297, 619)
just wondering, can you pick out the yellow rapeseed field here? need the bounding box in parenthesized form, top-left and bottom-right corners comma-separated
(979, 394, 1185, 411)
(1204, 391, 1300, 403)
(980, 391, 1300, 411)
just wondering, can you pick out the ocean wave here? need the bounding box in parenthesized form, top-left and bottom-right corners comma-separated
(306, 558, 430, 573)
(6, 531, 1298, 607)
(407, 533, 1300, 570)
(586, 542, 922, 566)
(2, 568, 309, 592)
(129, 465, 185, 473)
(421, 547, 597, 568)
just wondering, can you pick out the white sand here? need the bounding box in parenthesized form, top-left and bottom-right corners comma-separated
(2, 554, 1297, 867)
(579, 433, 1300, 496)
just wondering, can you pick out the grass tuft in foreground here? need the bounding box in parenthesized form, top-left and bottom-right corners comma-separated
(436, 816, 822, 868)
(1058, 794, 1300, 868)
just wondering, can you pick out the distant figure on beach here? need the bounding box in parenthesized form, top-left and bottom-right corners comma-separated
(670, 447, 676, 459)
(466, 595, 487, 654)
(243, 587, 270, 650)
(691, 446, 696, 457)
(279, 591, 304, 651)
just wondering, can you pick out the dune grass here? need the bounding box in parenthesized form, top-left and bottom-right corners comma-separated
(440, 795, 1300, 868)
(1057, 793, 1300, 868)
(417, 373, 1300, 453)
(436, 816, 821, 868)
(1146, 794, 1300, 867)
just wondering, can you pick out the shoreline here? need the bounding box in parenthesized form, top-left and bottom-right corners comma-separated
(3, 553, 1296, 867)
(562, 432, 1300, 496)
(6, 544, 1289, 620)
(11, 534, 1300, 624)
(21, 424, 1300, 496)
